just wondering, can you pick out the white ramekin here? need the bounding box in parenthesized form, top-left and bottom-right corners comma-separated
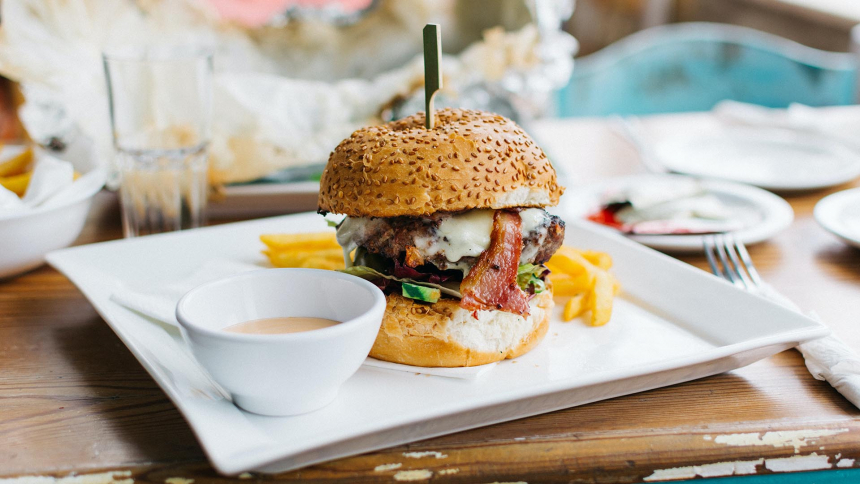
(176, 268, 385, 416)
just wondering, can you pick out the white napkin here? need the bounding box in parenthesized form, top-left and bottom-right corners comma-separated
(0, 185, 25, 210)
(110, 259, 495, 380)
(20, 154, 74, 206)
(755, 283, 860, 410)
(713, 100, 860, 152)
(0, 153, 104, 216)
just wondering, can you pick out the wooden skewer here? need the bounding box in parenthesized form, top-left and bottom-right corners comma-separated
(423, 23, 442, 130)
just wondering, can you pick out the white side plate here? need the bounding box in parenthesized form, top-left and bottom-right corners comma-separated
(652, 128, 860, 191)
(46, 213, 827, 475)
(562, 174, 794, 253)
(814, 188, 860, 249)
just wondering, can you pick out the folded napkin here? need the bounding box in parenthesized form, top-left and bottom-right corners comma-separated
(110, 259, 496, 380)
(713, 100, 860, 152)
(755, 283, 860, 410)
(0, 153, 105, 216)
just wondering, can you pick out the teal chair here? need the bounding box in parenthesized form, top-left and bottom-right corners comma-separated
(556, 22, 859, 117)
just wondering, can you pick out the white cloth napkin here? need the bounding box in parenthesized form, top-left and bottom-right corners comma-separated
(755, 283, 860, 409)
(0, 153, 105, 216)
(713, 100, 860, 152)
(110, 259, 496, 380)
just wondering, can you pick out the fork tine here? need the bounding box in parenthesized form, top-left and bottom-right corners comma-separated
(733, 237, 763, 288)
(714, 234, 744, 288)
(703, 235, 721, 277)
(723, 234, 755, 290)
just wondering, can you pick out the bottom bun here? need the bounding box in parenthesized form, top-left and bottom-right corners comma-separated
(369, 289, 553, 367)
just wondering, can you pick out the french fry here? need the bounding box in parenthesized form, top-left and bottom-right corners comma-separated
(299, 257, 342, 271)
(0, 147, 33, 177)
(563, 293, 587, 321)
(579, 250, 612, 270)
(557, 246, 612, 270)
(550, 273, 592, 297)
(260, 232, 340, 251)
(546, 251, 597, 282)
(611, 273, 622, 295)
(263, 248, 344, 269)
(589, 271, 614, 326)
(0, 171, 32, 196)
(550, 245, 620, 326)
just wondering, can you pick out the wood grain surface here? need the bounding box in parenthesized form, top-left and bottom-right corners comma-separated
(3, 112, 860, 483)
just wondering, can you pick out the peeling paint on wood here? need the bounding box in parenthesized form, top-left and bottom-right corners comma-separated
(164, 479, 193, 484)
(644, 451, 850, 481)
(712, 429, 849, 453)
(764, 452, 831, 472)
(643, 458, 763, 481)
(437, 468, 460, 475)
(402, 451, 447, 459)
(392, 469, 433, 481)
(373, 463, 403, 472)
(0, 471, 133, 484)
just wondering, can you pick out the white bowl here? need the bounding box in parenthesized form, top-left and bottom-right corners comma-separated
(175, 268, 386, 416)
(0, 170, 105, 279)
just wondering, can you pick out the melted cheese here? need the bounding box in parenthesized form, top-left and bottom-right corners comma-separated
(335, 216, 365, 252)
(520, 208, 546, 234)
(336, 208, 550, 269)
(432, 210, 495, 260)
(421, 208, 548, 264)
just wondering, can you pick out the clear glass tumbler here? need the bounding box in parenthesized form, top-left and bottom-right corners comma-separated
(103, 46, 213, 238)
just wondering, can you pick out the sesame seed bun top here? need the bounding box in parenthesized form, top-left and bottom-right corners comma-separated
(317, 108, 564, 217)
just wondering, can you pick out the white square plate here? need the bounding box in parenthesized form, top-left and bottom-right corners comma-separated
(47, 213, 828, 475)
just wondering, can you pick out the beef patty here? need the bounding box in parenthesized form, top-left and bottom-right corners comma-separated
(337, 209, 565, 271)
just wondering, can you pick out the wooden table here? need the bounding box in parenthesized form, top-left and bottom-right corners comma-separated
(3, 112, 860, 483)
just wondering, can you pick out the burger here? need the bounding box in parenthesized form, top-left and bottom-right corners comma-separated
(318, 108, 565, 367)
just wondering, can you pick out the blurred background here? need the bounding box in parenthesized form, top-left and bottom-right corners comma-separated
(571, 0, 859, 55)
(0, 0, 858, 218)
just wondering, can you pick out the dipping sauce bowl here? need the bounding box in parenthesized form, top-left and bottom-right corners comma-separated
(176, 268, 385, 416)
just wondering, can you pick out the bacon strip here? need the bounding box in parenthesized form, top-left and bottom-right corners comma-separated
(460, 210, 530, 315)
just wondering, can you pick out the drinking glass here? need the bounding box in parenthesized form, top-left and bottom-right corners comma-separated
(103, 46, 213, 237)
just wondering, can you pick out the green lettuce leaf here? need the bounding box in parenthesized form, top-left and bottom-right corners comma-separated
(340, 265, 463, 298)
(342, 262, 549, 299)
(517, 263, 548, 294)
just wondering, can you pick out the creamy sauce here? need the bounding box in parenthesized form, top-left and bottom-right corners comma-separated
(223, 317, 340, 334)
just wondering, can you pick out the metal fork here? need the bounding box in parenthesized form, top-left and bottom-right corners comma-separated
(703, 233, 763, 292)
